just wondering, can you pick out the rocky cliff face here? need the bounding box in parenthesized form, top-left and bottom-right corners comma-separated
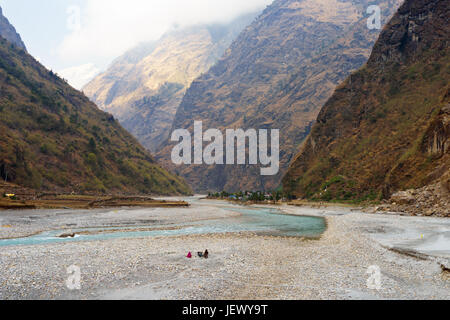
(379, 101, 449, 217)
(0, 6, 26, 50)
(157, 0, 402, 192)
(84, 14, 257, 153)
(0, 35, 191, 195)
(283, 0, 449, 207)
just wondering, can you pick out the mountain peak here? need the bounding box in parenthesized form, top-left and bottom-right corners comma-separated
(83, 13, 257, 153)
(0, 34, 190, 195)
(0, 5, 27, 51)
(156, 0, 403, 192)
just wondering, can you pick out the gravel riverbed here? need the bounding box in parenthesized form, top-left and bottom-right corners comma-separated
(0, 200, 449, 300)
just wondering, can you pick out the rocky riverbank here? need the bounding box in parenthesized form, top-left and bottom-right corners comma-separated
(374, 180, 449, 218)
(0, 200, 448, 300)
(0, 195, 188, 210)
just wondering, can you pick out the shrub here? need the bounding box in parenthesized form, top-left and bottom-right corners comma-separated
(88, 138, 97, 151)
(82, 177, 106, 193)
(86, 153, 98, 168)
(41, 141, 60, 156)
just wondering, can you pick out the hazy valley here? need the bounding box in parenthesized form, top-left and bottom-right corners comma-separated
(0, 0, 449, 303)
(156, 0, 403, 192)
(0, 7, 190, 196)
(84, 13, 258, 153)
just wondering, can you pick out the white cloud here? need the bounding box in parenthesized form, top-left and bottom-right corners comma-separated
(57, 0, 272, 70)
(58, 63, 100, 89)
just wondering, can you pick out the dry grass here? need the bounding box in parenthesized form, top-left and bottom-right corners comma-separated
(287, 199, 361, 208)
(0, 195, 188, 210)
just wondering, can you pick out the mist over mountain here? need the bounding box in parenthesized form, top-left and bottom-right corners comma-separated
(0, 9, 190, 195)
(84, 13, 258, 153)
(157, 0, 402, 193)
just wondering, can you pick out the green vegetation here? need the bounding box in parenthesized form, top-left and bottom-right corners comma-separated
(0, 37, 191, 195)
(283, 8, 450, 203)
(208, 190, 293, 202)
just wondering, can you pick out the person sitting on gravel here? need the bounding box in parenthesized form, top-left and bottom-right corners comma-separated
(197, 250, 209, 259)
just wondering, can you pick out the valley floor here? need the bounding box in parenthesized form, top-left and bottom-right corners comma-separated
(0, 200, 449, 300)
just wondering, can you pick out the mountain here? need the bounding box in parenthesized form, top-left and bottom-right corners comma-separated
(156, 0, 403, 193)
(283, 0, 449, 207)
(0, 20, 191, 195)
(84, 13, 258, 153)
(0, 6, 26, 51)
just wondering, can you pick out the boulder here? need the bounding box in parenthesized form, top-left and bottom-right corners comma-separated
(59, 233, 76, 238)
(390, 191, 416, 205)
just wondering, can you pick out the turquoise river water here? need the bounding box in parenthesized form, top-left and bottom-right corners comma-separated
(0, 203, 326, 247)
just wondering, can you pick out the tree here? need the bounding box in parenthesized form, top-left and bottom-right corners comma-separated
(88, 138, 97, 152)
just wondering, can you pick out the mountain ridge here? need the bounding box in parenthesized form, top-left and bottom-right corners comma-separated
(283, 0, 449, 207)
(157, 0, 403, 193)
(84, 13, 258, 153)
(0, 23, 191, 195)
(0, 6, 26, 51)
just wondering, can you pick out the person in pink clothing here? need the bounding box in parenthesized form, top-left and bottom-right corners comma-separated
(187, 252, 192, 259)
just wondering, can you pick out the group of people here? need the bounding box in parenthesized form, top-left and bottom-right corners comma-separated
(186, 250, 209, 259)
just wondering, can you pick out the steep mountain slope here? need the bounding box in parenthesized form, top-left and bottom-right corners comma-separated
(0, 6, 26, 50)
(84, 13, 257, 153)
(283, 0, 449, 205)
(0, 33, 191, 195)
(157, 0, 402, 192)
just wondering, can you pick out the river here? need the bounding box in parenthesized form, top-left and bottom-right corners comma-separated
(0, 197, 326, 247)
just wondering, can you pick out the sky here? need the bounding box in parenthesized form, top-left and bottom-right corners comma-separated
(0, 0, 271, 89)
